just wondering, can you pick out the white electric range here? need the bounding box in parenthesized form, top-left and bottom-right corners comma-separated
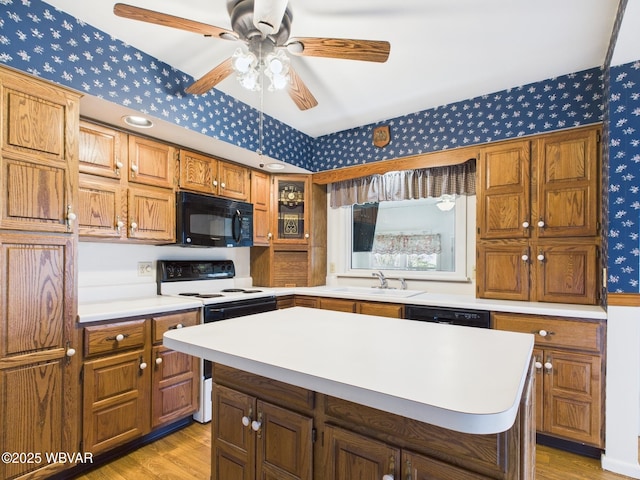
(157, 260, 277, 422)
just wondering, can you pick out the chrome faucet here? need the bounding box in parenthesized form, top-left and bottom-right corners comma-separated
(372, 271, 389, 289)
(398, 278, 407, 290)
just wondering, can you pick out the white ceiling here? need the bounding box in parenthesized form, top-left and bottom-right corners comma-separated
(42, 0, 638, 171)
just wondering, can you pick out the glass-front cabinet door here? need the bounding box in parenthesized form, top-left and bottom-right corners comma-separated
(273, 175, 310, 244)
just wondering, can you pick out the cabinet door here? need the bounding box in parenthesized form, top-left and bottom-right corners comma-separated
(83, 349, 149, 454)
(0, 70, 79, 233)
(151, 345, 199, 428)
(219, 161, 250, 201)
(179, 149, 216, 195)
(128, 135, 176, 188)
(476, 241, 530, 301)
(256, 400, 313, 480)
(318, 298, 357, 313)
(477, 140, 531, 239)
(403, 450, 490, 480)
(0, 234, 78, 479)
(79, 120, 127, 179)
(78, 174, 125, 238)
(324, 425, 399, 480)
(273, 175, 310, 244)
(127, 185, 176, 242)
(535, 242, 598, 304)
(251, 170, 271, 245)
(533, 348, 544, 433)
(536, 127, 599, 238)
(543, 349, 603, 447)
(212, 384, 256, 480)
(358, 301, 403, 318)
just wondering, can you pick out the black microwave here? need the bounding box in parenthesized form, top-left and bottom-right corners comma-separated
(175, 191, 253, 247)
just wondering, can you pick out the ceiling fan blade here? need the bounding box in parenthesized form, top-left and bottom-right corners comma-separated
(288, 67, 318, 111)
(186, 57, 235, 95)
(114, 3, 238, 40)
(286, 37, 390, 63)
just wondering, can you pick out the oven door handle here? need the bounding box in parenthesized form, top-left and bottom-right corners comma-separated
(231, 210, 242, 243)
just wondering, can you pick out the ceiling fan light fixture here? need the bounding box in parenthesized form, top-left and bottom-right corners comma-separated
(232, 48, 257, 73)
(264, 50, 290, 90)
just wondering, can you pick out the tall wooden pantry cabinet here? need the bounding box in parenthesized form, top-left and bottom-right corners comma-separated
(0, 66, 81, 479)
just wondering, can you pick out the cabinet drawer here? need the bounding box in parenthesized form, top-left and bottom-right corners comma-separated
(493, 313, 603, 352)
(84, 319, 147, 357)
(152, 310, 200, 344)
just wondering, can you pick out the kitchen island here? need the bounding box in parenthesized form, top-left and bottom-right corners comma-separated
(164, 307, 535, 479)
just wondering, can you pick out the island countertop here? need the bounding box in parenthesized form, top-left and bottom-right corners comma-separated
(164, 306, 534, 435)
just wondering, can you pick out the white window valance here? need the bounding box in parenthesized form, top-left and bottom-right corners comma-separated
(329, 158, 476, 208)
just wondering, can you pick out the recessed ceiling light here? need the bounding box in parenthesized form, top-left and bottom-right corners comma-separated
(122, 115, 154, 129)
(265, 162, 285, 170)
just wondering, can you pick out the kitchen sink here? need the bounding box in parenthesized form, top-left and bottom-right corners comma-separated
(322, 286, 424, 298)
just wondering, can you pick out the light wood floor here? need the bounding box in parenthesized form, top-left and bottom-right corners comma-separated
(75, 422, 635, 480)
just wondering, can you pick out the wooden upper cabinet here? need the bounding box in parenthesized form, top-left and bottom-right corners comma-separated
(477, 241, 530, 301)
(0, 66, 80, 233)
(535, 128, 599, 238)
(251, 170, 271, 245)
(79, 120, 127, 179)
(78, 174, 125, 238)
(178, 149, 249, 201)
(128, 135, 176, 189)
(477, 140, 531, 239)
(179, 149, 216, 195)
(127, 185, 175, 242)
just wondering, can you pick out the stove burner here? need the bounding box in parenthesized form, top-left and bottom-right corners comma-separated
(221, 288, 245, 293)
(243, 289, 263, 293)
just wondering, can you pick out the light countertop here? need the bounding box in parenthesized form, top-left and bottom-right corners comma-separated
(164, 307, 535, 435)
(77, 296, 202, 323)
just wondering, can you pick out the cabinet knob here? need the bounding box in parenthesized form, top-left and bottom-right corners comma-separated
(116, 333, 125, 342)
(115, 161, 123, 174)
(534, 361, 543, 370)
(213, 180, 218, 187)
(139, 361, 148, 370)
(267, 232, 272, 239)
(534, 329, 554, 337)
(521, 254, 529, 262)
(67, 212, 77, 221)
(241, 416, 251, 427)
(131, 164, 139, 173)
(537, 219, 545, 228)
(544, 361, 553, 371)
(382, 476, 394, 480)
(155, 357, 163, 365)
(220, 182, 226, 189)
(175, 323, 183, 329)
(130, 222, 138, 234)
(251, 420, 262, 432)
(522, 221, 529, 229)
(66, 205, 76, 230)
(537, 253, 545, 262)
(305, 233, 310, 239)
(66, 347, 76, 357)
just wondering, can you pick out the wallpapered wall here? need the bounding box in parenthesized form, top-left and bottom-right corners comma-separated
(607, 60, 640, 293)
(0, 0, 638, 294)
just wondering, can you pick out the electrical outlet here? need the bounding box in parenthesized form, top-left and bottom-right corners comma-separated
(137, 262, 152, 277)
(329, 262, 336, 273)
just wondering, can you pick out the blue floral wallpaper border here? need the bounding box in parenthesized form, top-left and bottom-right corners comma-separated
(0, 0, 638, 294)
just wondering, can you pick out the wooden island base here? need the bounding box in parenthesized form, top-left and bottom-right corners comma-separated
(211, 363, 535, 480)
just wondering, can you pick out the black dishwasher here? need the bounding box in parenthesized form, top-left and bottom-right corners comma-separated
(404, 305, 491, 328)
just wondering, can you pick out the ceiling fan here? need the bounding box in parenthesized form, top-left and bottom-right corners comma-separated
(113, 0, 391, 110)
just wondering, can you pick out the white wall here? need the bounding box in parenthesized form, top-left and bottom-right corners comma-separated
(77, 241, 251, 303)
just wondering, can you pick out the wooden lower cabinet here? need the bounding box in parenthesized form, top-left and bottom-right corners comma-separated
(82, 310, 200, 455)
(286, 296, 404, 319)
(494, 312, 605, 448)
(213, 365, 533, 480)
(212, 384, 313, 480)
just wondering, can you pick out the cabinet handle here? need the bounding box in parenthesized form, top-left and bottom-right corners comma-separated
(130, 221, 138, 235)
(537, 219, 545, 228)
(66, 205, 76, 230)
(382, 455, 396, 480)
(170, 323, 184, 330)
(534, 360, 543, 370)
(304, 233, 310, 239)
(155, 355, 163, 365)
(522, 221, 530, 229)
(106, 333, 130, 342)
(537, 253, 545, 262)
(251, 412, 263, 438)
(131, 163, 139, 176)
(139, 358, 148, 370)
(405, 459, 412, 480)
(267, 232, 272, 239)
(115, 161, 123, 175)
(116, 216, 125, 234)
(534, 329, 555, 337)
(544, 357, 553, 373)
(220, 182, 226, 189)
(521, 254, 529, 262)
(241, 407, 253, 427)
(65, 341, 76, 364)
(213, 179, 218, 187)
